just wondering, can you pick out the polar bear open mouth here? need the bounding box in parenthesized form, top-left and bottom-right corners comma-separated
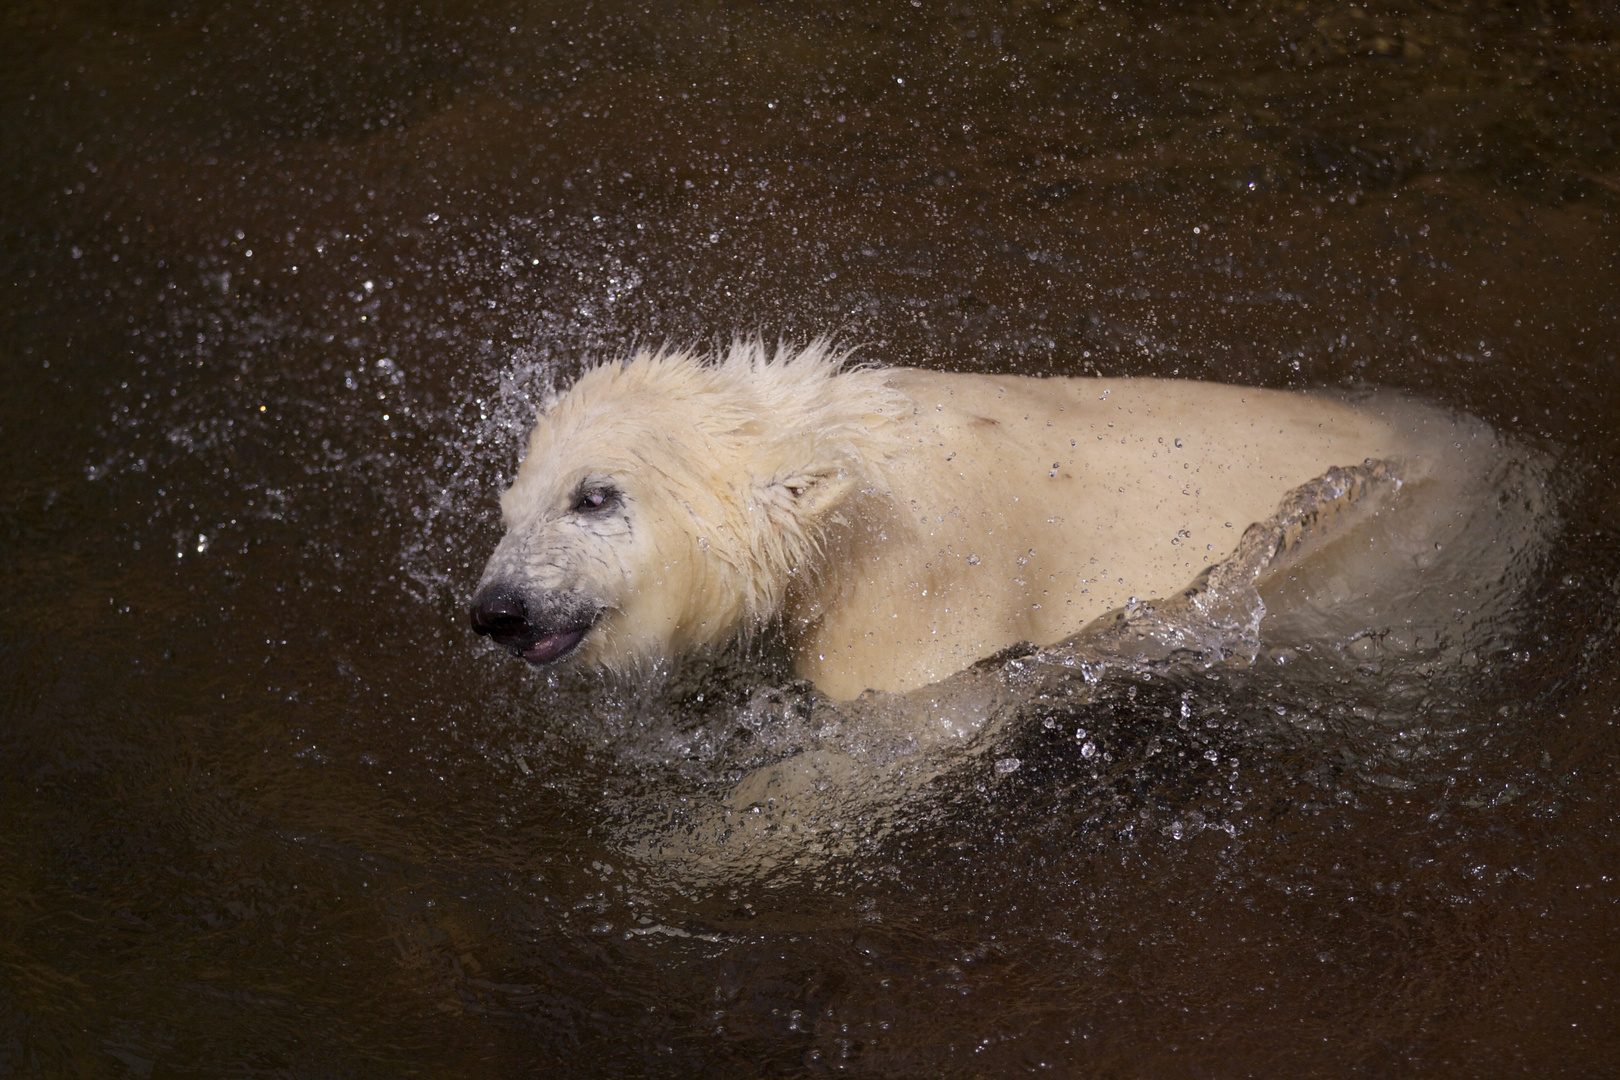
(520, 622, 593, 665)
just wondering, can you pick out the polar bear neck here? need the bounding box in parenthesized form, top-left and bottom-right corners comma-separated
(671, 340, 911, 635)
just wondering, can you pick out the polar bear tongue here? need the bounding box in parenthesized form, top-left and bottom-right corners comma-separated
(523, 629, 585, 665)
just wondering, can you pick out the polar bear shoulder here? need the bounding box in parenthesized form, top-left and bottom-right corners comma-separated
(786, 367, 1409, 697)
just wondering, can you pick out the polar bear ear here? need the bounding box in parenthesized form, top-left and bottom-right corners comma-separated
(753, 464, 858, 530)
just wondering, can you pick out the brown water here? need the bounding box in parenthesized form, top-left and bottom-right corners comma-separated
(3, 1, 1618, 1075)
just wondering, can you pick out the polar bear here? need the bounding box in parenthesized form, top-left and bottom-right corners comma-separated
(469, 340, 1415, 700)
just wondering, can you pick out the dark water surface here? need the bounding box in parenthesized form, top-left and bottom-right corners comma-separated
(4, 1, 1619, 1075)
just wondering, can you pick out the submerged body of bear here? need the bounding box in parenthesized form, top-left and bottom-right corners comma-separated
(470, 342, 1415, 699)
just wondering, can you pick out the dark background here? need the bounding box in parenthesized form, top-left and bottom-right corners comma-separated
(3, 1, 1618, 1075)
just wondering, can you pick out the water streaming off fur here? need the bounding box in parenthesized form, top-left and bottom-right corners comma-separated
(4, 1, 1619, 1075)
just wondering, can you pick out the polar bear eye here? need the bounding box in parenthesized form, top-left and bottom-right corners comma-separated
(572, 485, 619, 513)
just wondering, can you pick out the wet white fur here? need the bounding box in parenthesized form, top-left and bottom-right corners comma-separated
(487, 340, 1412, 699)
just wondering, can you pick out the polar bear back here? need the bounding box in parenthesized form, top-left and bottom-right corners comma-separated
(785, 370, 1410, 699)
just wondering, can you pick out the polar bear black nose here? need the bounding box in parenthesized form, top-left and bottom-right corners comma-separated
(469, 585, 531, 643)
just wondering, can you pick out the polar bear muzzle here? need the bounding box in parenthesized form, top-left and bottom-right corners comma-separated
(468, 582, 601, 666)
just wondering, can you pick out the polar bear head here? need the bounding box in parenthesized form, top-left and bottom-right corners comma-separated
(469, 341, 902, 675)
